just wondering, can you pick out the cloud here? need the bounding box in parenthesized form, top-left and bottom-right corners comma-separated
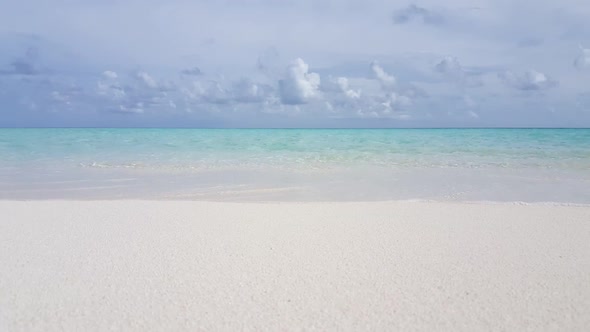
(321, 76, 361, 99)
(0, 47, 41, 75)
(464, 95, 477, 108)
(435, 56, 462, 75)
(370, 61, 395, 89)
(97, 77, 125, 100)
(574, 45, 590, 69)
(180, 67, 202, 76)
(434, 56, 483, 88)
(232, 79, 273, 103)
(102, 70, 118, 79)
(200, 81, 234, 105)
(325, 63, 414, 119)
(381, 92, 412, 113)
(498, 70, 557, 91)
(51, 91, 70, 104)
(392, 4, 444, 25)
(116, 104, 144, 114)
(177, 75, 275, 107)
(135, 71, 158, 89)
(95, 70, 177, 115)
(3, 1, 590, 127)
(278, 58, 321, 105)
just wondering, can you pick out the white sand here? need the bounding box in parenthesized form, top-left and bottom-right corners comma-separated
(1, 201, 589, 331)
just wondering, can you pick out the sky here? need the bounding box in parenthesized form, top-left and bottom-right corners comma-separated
(1, 0, 590, 128)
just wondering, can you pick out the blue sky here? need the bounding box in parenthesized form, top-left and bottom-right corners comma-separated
(1, 0, 589, 127)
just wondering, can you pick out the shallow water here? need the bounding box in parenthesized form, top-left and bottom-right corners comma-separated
(1, 128, 589, 202)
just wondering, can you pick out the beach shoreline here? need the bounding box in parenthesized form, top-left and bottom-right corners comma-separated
(1, 200, 589, 331)
(2, 128, 590, 204)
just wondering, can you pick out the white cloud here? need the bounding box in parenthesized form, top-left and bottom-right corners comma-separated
(467, 110, 479, 118)
(232, 79, 272, 103)
(200, 81, 231, 104)
(364, 62, 414, 116)
(135, 71, 158, 89)
(97, 80, 125, 100)
(178, 77, 273, 106)
(464, 95, 477, 108)
(499, 70, 557, 91)
(3, 0, 590, 128)
(181, 67, 202, 76)
(51, 91, 69, 104)
(434, 56, 483, 88)
(320, 63, 415, 119)
(574, 45, 590, 69)
(102, 70, 118, 79)
(370, 61, 395, 89)
(381, 92, 412, 113)
(392, 4, 444, 26)
(322, 76, 361, 99)
(95, 70, 178, 114)
(117, 104, 144, 114)
(278, 58, 321, 105)
(435, 56, 462, 76)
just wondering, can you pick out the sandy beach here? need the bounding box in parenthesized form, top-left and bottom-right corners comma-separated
(1, 201, 589, 331)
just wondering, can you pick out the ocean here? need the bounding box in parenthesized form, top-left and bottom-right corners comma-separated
(1, 128, 589, 202)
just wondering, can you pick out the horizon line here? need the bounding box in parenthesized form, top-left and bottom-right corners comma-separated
(1, 127, 590, 130)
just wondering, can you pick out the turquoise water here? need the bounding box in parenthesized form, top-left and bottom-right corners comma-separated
(1, 129, 589, 202)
